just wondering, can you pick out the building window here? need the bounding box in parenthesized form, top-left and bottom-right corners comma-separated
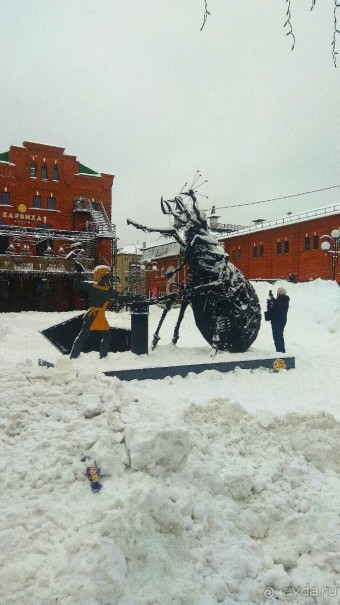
(52, 166, 59, 181)
(1, 191, 10, 205)
(304, 236, 310, 251)
(41, 164, 48, 179)
(232, 249, 236, 261)
(30, 162, 37, 177)
(33, 195, 42, 208)
(237, 248, 242, 260)
(284, 240, 289, 254)
(276, 241, 282, 255)
(259, 244, 264, 257)
(47, 196, 56, 210)
(253, 245, 258, 258)
(161, 266, 165, 276)
(313, 235, 318, 250)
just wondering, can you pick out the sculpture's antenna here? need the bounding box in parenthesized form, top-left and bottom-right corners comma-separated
(179, 181, 188, 194)
(194, 178, 208, 190)
(191, 170, 201, 188)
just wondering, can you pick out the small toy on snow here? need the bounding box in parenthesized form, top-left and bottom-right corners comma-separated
(81, 455, 102, 493)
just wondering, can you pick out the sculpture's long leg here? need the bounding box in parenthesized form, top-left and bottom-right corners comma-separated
(172, 299, 190, 344)
(151, 299, 174, 349)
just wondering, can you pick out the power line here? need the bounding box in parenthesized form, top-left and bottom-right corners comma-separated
(206, 184, 340, 212)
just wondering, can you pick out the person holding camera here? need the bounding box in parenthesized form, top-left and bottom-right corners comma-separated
(265, 287, 290, 353)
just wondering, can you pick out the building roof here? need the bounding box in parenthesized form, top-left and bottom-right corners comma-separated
(0, 151, 10, 163)
(77, 162, 99, 175)
(2, 142, 102, 175)
(118, 244, 142, 255)
(142, 237, 182, 260)
(219, 202, 340, 240)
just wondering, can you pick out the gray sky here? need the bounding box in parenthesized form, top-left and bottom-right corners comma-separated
(1, 0, 339, 247)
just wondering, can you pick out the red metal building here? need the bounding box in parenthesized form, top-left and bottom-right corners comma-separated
(0, 141, 116, 311)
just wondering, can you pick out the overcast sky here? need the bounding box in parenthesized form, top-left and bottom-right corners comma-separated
(1, 0, 339, 247)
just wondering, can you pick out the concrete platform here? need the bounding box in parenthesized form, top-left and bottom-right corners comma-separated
(103, 356, 295, 381)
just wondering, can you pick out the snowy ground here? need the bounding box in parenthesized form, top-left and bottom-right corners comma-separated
(0, 279, 339, 605)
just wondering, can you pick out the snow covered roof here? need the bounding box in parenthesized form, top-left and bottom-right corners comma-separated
(118, 244, 142, 255)
(220, 202, 340, 240)
(142, 236, 182, 260)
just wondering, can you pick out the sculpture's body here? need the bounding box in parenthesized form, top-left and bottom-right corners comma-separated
(128, 189, 261, 352)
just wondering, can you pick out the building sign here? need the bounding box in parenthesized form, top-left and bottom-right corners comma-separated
(1, 204, 47, 225)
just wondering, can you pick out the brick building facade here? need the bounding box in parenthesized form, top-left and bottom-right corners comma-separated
(0, 141, 116, 311)
(221, 203, 340, 283)
(141, 203, 340, 295)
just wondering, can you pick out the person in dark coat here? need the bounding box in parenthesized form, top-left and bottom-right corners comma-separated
(267, 287, 290, 353)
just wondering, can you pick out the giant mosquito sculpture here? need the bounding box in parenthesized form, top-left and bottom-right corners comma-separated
(127, 180, 261, 353)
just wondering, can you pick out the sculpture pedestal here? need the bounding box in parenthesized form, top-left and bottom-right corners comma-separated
(103, 356, 295, 381)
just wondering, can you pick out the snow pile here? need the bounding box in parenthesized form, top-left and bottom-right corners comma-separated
(0, 279, 339, 604)
(124, 424, 191, 471)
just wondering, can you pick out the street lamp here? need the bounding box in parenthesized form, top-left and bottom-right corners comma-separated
(320, 228, 340, 281)
(140, 258, 158, 297)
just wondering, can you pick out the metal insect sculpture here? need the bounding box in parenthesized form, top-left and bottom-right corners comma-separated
(127, 186, 261, 353)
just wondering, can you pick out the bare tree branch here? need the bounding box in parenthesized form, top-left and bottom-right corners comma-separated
(198, 1, 338, 67)
(331, 0, 340, 66)
(284, 0, 296, 51)
(200, 0, 210, 31)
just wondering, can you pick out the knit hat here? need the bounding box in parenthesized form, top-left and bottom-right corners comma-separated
(93, 265, 110, 282)
(277, 287, 287, 296)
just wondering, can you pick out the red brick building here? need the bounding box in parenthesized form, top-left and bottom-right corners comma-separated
(142, 203, 340, 294)
(0, 141, 116, 311)
(141, 238, 187, 298)
(221, 203, 340, 283)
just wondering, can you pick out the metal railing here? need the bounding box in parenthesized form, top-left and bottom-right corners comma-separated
(222, 202, 340, 238)
(0, 254, 95, 274)
(0, 224, 98, 243)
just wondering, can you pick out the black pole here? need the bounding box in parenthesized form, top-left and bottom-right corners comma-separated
(130, 300, 149, 355)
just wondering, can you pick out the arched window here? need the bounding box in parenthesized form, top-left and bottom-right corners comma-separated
(33, 195, 42, 208)
(1, 191, 10, 205)
(52, 166, 59, 181)
(41, 164, 48, 179)
(47, 196, 56, 210)
(30, 162, 37, 177)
